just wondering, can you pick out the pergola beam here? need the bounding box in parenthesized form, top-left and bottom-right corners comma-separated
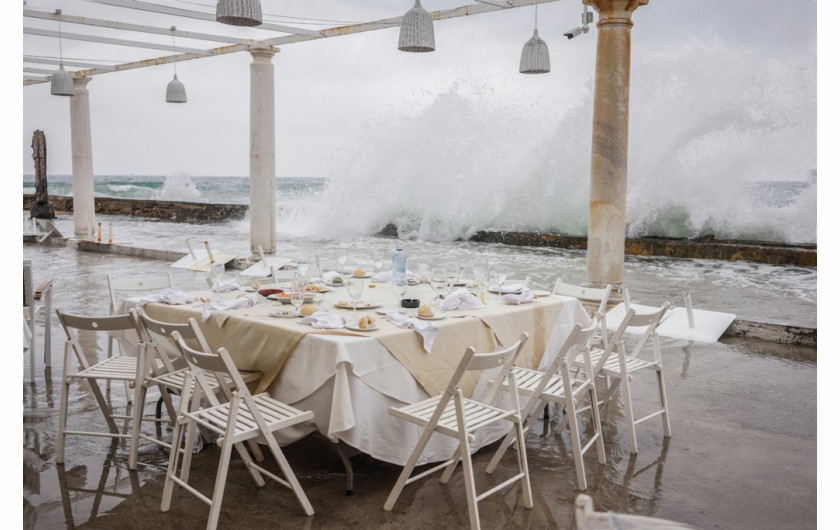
(24, 55, 118, 71)
(24, 27, 212, 55)
(87, 0, 324, 38)
(23, 8, 260, 46)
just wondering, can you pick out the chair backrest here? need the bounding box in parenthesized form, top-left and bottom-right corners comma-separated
(107, 273, 174, 314)
(131, 307, 212, 374)
(56, 309, 139, 370)
(172, 324, 250, 408)
(549, 320, 600, 374)
(448, 332, 530, 407)
(553, 280, 613, 315)
(592, 302, 670, 374)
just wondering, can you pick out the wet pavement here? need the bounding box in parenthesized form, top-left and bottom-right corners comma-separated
(22, 245, 817, 529)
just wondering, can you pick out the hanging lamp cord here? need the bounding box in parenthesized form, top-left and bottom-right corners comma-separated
(171, 27, 178, 75)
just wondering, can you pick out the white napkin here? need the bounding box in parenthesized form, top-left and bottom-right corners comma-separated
(495, 284, 526, 294)
(212, 280, 240, 293)
(297, 311, 346, 329)
(502, 290, 534, 305)
(201, 293, 261, 322)
(384, 311, 439, 353)
(439, 288, 485, 311)
(137, 288, 198, 307)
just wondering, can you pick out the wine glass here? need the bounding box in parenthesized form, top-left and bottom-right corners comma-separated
(444, 262, 461, 294)
(493, 270, 507, 294)
(290, 279, 306, 316)
(209, 263, 225, 300)
(346, 278, 364, 314)
(391, 278, 408, 302)
(337, 249, 348, 276)
(428, 268, 446, 308)
(297, 260, 310, 283)
(373, 252, 384, 276)
(417, 258, 430, 282)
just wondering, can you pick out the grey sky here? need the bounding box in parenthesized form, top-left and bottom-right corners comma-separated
(19, 0, 818, 178)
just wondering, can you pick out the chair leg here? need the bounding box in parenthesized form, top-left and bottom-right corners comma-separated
(384, 425, 437, 511)
(264, 435, 314, 516)
(207, 432, 236, 530)
(459, 432, 480, 530)
(128, 374, 148, 470)
(43, 298, 52, 368)
(588, 384, 607, 465)
(656, 367, 672, 438)
(161, 417, 187, 512)
(56, 353, 71, 465)
(512, 418, 533, 509)
(566, 393, 588, 490)
(486, 398, 544, 475)
(621, 375, 638, 454)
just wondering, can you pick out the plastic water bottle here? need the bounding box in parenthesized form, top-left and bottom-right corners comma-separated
(393, 241, 406, 286)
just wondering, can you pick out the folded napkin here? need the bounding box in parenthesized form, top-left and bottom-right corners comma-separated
(384, 311, 439, 353)
(297, 311, 346, 329)
(495, 284, 526, 294)
(202, 293, 261, 323)
(502, 290, 534, 305)
(212, 280, 240, 293)
(439, 288, 485, 311)
(137, 288, 198, 307)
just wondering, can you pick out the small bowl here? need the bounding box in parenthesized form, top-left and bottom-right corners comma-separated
(401, 298, 420, 308)
(258, 288, 284, 297)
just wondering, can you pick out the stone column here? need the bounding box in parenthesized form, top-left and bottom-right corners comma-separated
(584, 0, 648, 288)
(70, 76, 95, 237)
(249, 46, 277, 255)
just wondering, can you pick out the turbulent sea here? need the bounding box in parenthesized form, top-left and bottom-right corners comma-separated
(22, 174, 816, 327)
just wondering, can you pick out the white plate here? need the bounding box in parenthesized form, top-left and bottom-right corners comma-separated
(304, 285, 332, 294)
(334, 300, 383, 310)
(531, 289, 552, 297)
(269, 294, 316, 304)
(268, 310, 299, 319)
(376, 308, 403, 315)
(488, 287, 523, 294)
(345, 322, 379, 331)
(416, 312, 446, 320)
(347, 273, 373, 279)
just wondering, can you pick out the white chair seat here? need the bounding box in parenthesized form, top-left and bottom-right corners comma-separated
(73, 355, 141, 381)
(390, 396, 517, 442)
(149, 366, 260, 394)
(186, 393, 314, 444)
(502, 366, 591, 403)
(599, 354, 659, 376)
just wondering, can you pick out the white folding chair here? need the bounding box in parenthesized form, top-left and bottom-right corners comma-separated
(107, 272, 174, 356)
(485, 321, 606, 490)
(162, 324, 315, 529)
(23, 259, 53, 379)
(589, 302, 672, 454)
(131, 307, 264, 459)
(575, 494, 698, 529)
(55, 309, 150, 470)
(553, 280, 613, 315)
(384, 333, 532, 530)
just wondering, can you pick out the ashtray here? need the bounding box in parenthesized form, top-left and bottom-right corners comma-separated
(401, 298, 420, 308)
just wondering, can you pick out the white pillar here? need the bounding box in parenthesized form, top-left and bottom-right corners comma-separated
(249, 46, 277, 255)
(70, 76, 95, 237)
(584, 0, 648, 288)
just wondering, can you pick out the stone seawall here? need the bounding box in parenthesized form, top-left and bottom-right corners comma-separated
(25, 195, 816, 267)
(24, 194, 248, 223)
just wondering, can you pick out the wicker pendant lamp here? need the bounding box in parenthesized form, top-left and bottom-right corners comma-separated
(50, 10, 74, 96)
(216, 0, 262, 27)
(166, 28, 187, 103)
(398, 0, 435, 52)
(520, 4, 550, 74)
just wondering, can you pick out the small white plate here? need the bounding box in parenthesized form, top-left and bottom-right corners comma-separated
(488, 287, 523, 295)
(376, 308, 403, 315)
(416, 312, 446, 320)
(269, 294, 316, 304)
(347, 273, 373, 279)
(334, 300, 382, 310)
(531, 289, 552, 297)
(268, 310, 299, 319)
(304, 285, 332, 294)
(345, 322, 378, 331)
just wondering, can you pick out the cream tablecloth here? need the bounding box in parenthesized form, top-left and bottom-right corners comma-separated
(136, 286, 589, 465)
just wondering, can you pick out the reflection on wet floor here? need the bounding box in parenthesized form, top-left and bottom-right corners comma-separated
(21, 245, 817, 529)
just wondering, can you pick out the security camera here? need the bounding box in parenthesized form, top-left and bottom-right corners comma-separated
(564, 25, 589, 39)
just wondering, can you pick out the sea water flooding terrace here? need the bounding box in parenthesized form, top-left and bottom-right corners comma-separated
(22, 211, 816, 529)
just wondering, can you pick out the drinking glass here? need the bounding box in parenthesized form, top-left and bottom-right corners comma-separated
(297, 260, 310, 283)
(373, 252, 384, 276)
(209, 263, 225, 300)
(290, 279, 306, 315)
(494, 270, 507, 293)
(428, 268, 446, 307)
(444, 262, 461, 294)
(346, 278, 364, 314)
(391, 279, 408, 301)
(417, 258, 430, 282)
(337, 249, 348, 275)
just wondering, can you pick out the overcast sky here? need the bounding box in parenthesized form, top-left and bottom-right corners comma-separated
(17, 0, 819, 179)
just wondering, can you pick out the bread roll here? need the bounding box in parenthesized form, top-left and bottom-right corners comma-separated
(353, 268, 366, 278)
(358, 315, 375, 329)
(299, 303, 317, 316)
(418, 304, 434, 317)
